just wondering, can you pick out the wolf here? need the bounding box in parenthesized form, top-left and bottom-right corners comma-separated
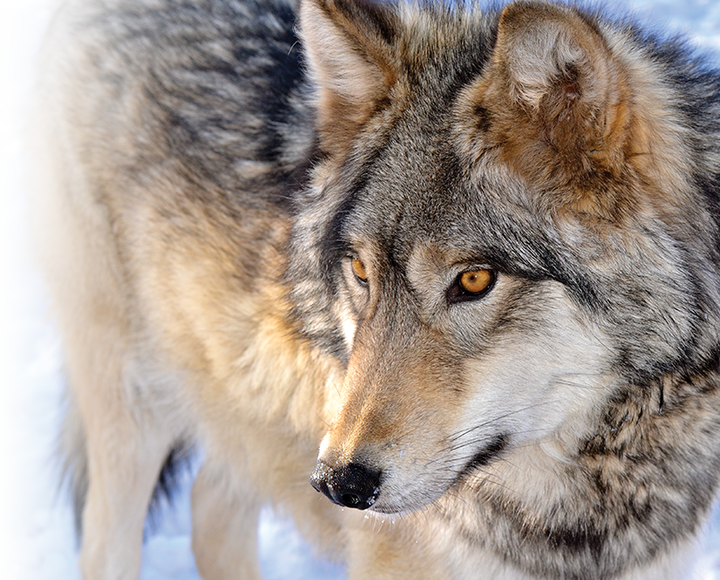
(33, 0, 720, 577)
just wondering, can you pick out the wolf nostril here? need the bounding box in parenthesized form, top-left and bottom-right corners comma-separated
(310, 460, 381, 510)
(340, 493, 361, 507)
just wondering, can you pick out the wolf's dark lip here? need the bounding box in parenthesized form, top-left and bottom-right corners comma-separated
(455, 434, 508, 484)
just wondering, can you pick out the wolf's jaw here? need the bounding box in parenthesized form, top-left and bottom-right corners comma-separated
(356, 434, 509, 518)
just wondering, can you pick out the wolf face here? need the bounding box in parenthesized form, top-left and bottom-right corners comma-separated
(295, 0, 720, 522)
(305, 109, 621, 514)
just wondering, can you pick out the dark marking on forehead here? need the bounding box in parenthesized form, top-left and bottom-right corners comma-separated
(319, 139, 394, 266)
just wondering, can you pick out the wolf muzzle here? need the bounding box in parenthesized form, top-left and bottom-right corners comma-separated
(310, 460, 381, 510)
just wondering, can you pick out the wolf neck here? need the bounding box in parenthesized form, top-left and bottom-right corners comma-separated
(434, 370, 720, 579)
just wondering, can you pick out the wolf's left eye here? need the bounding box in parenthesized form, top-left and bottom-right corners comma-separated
(351, 257, 368, 285)
(448, 269, 495, 303)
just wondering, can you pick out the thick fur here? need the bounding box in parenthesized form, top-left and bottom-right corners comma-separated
(34, 0, 720, 578)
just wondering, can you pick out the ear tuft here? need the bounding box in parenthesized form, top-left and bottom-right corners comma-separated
(299, 0, 400, 155)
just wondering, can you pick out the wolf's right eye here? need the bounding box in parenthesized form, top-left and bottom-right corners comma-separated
(448, 269, 495, 304)
(460, 270, 493, 294)
(351, 258, 368, 285)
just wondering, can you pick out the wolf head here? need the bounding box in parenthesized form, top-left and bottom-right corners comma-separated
(288, 0, 720, 515)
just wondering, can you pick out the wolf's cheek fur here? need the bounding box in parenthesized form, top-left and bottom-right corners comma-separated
(456, 282, 615, 459)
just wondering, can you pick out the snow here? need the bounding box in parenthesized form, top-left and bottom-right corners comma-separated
(2, 1, 720, 579)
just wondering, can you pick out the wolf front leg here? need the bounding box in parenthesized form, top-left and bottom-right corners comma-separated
(191, 459, 263, 580)
(71, 352, 180, 579)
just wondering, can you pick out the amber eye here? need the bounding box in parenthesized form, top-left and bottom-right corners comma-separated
(448, 269, 495, 303)
(351, 257, 368, 284)
(460, 270, 493, 294)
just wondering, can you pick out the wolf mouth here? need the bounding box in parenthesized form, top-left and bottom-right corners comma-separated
(454, 434, 508, 485)
(364, 434, 509, 516)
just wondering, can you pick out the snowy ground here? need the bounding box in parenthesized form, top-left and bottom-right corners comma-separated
(2, 1, 720, 579)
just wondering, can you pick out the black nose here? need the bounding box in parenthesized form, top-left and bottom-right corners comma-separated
(309, 460, 381, 510)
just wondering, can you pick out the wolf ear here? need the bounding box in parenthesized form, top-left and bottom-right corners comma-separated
(476, 1, 634, 216)
(299, 0, 399, 154)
